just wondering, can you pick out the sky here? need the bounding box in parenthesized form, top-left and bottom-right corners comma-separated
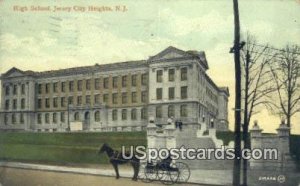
(0, 0, 299, 134)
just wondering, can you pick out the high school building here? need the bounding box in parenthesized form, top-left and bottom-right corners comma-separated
(0, 46, 229, 132)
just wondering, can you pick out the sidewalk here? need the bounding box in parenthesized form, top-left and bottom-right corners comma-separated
(0, 161, 231, 185)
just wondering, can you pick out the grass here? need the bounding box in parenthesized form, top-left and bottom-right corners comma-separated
(0, 131, 146, 165)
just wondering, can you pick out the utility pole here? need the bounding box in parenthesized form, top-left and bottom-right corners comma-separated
(232, 0, 242, 185)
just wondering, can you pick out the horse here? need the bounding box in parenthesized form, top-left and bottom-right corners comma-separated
(98, 143, 140, 181)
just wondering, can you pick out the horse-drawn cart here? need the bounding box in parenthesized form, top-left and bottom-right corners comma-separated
(139, 160, 190, 185)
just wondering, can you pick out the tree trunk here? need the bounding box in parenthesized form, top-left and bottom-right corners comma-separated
(242, 51, 250, 186)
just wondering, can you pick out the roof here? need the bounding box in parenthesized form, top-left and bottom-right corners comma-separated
(1, 60, 147, 79)
(149, 46, 209, 70)
(204, 74, 230, 96)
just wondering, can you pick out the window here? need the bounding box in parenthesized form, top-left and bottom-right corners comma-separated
(86, 79, 91, 90)
(53, 82, 58, 93)
(69, 81, 74, 92)
(181, 67, 187, 81)
(61, 82, 66, 92)
(21, 84, 25, 94)
(12, 114, 16, 124)
(13, 85, 18, 95)
(95, 111, 100, 122)
(122, 92, 127, 104)
(4, 114, 8, 125)
(112, 93, 118, 104)
(156, 88, 162, 100)
(5, 100, 9, 110)
(131, 109, 137, 120)
(112, 109, 118, 121)
(61, 97, 65, 107)
(113, 77, 118, 88)
(37, 114, 42, 124)
(156, 106, 162, 118)
(156, 70, 163, 82)
(169, 69, 175, 82)
(60, 112, 65, 122)
(180, 105, 188, 117)
(77, 96, 82, 105)
(132, 92, 137, 103)
(131, 75, 137, 86)
(181, 86, 188, 99)
(20, 113, 24, 124)
(5, 86, 10, 95)
(104, 77, 109, 89)
(122, 109, 127, 120)
(53, 97, 58, 108)
(95, 78, 100, 89)
(38, 84, 42, 94)
(141, 107, 147, 120)
(45, 113, 50, 124)
(141, 91, 147, 103)
(169, 87, 175, 100)
(53, 113, 57, 123)
(168, 105, 175, 118)
(37, 99, 42, 109)
(46, 83, 50, 93)
(68, 96, 73, 105)
(45, 98, 50, 108)
(86, 95, 91, 105)
(103, 94, 109, 104)
(77, 80, 83, 91)
(141, 73, 147, 85)
(94, 94, 100, 105)
(74, 112, 80, 121)
(21, 98, 25, 109)
(13, 99, 17, 109)
(122, 76, 127, 87)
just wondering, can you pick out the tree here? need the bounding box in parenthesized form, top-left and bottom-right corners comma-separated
(240, 36, 277, 186)
(268, 45, 300, 128)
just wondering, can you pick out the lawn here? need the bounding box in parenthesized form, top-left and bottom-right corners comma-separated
(0, 131, 147, 165)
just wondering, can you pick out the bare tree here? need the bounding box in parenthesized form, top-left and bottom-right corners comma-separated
(268, 45, 300, 128)
(240, 35, 277, 186)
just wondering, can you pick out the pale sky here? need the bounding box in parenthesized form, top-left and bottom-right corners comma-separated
(0, 0, 299, 134)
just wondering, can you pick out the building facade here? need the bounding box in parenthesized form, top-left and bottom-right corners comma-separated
(0, 46, 229, 132)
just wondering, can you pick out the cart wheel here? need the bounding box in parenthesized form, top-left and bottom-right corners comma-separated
(175, 162, 190, 183)
(139, 162, 152, 183)
(159, 164, 179, 185)
(143, 163, 157, 182)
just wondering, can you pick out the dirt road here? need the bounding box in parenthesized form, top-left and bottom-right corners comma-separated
(0, 167, 199, 186)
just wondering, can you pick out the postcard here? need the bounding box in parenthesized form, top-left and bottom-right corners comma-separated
(0, 0, 299, 185)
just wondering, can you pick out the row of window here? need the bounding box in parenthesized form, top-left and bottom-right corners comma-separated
(156, 86, 188, 100)
(111, 108, 147, 121)
(5, 99, 26, 110)
(156, 67, 187, 83)
(155, 105, 188, 118)
(206, 88, 218, 103)
(5, 84, 26, 96)
(4, 113, 25, 124)
(37, 74, 148, 94)
(37, 112, 66, 124)
(37, 91, 147, 109)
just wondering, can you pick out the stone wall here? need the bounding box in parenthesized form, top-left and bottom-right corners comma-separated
(250, 121, 297, 171)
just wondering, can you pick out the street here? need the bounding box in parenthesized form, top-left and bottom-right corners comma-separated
(0, 167, 200, 186)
